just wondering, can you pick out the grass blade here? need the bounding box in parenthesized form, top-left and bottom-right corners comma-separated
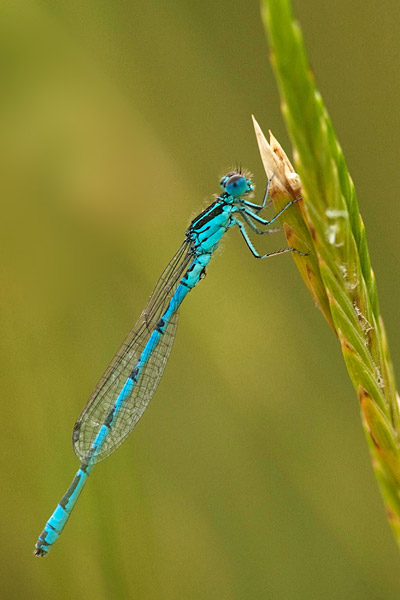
(256, 0, 400, 547)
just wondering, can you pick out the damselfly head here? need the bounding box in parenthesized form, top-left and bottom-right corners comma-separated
(220, 171, 253, 197)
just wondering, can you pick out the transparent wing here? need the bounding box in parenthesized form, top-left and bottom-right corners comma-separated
(73, 239, 193, 463)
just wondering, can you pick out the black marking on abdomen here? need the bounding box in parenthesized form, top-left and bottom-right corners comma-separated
(81, 447, 95, 473)
(181, 270, 195, 290)
(155, 318, 165, 333)
(129, 365, 139, 381)
(36, 532, 50, 546)
(60, 474, 81, 509)
(105, 407, 115, 428)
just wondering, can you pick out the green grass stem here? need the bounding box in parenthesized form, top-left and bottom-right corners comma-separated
(256, 0, 400, 547)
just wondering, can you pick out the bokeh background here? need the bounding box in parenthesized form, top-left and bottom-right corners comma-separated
(2, 0, 400, 598)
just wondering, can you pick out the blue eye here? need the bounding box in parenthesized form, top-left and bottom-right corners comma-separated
(220, 172, 236, 189)
(225, 174, 247, 197)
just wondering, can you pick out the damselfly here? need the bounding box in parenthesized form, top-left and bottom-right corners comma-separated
(35, 170, 304, 556)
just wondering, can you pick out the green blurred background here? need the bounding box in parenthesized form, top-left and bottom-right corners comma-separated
(2, 0, 400, 598)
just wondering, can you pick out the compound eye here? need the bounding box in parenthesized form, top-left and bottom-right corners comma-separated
(220, 171, 237, 189)
(225, 174, 247, 197)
